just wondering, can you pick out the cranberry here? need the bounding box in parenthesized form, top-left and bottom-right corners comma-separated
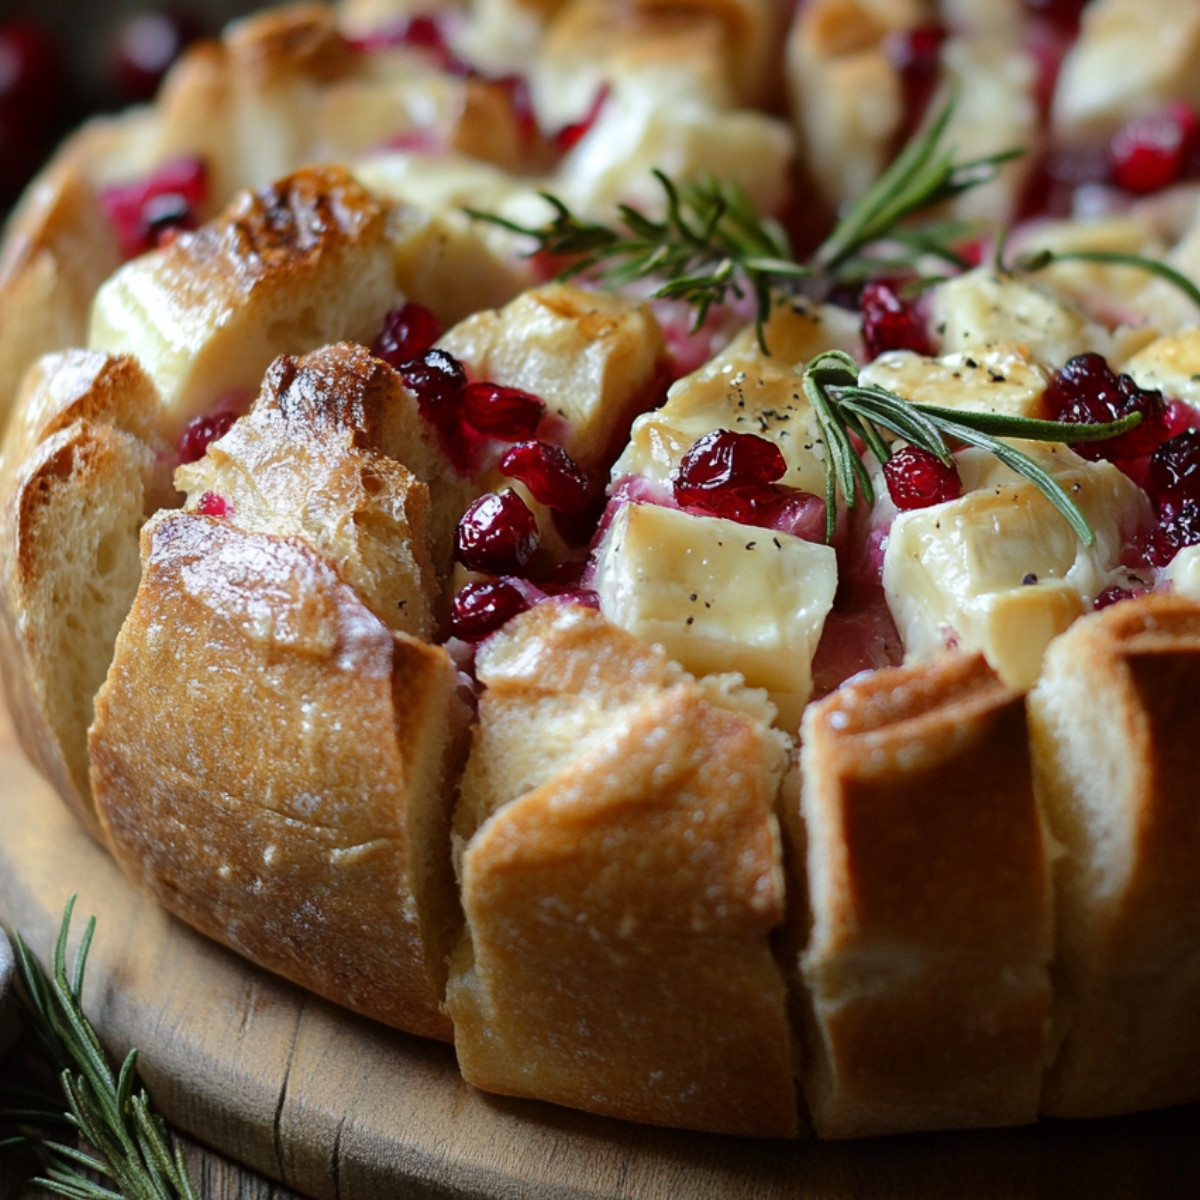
(1108, 103, 1200, 195)
(674, 429, 786, 497)
(1022, 0, 1088, 35)
(178, 411, 237, 464)
(196, 492, 230, 518)
(1093, 585, 1136, 610)
(111, 8, 203, 104)
(883, 24, 945, 139)
(397, 347, 482, 472)
(372, 303, 442, 368)
(462, 383, 545, 440)
(1145, 499, 1200, 567)
(454, 489, 539, 574)
(448, 577, 532, 641)
(554, 85, 610, 152)
(348, 14, 452, 59)
(860, 281, 935, 359)
(883, 445, 963, 509)
(499, 441, 590, 512)
(100, 156, 208, 260)
(1042, 353, 1167, 462)
(1147, 428, 1200, 508)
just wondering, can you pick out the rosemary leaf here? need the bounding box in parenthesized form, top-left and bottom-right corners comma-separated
(3, 898, 198, 1200)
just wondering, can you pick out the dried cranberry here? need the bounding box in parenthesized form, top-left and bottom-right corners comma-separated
(196, 492, 230, 518)
(1042, 353, 1167, 462)
(1145, 499, 1200, 567)
(100, 157, 208, 260)
(1109, 103, 1200, 195)
(112, 8, 203, 104)
(449, 577, 532, 641)
(883, 25, 945, 139)
(674, 429, 786, 496)
(883, 445, 962, 509)
(372, 304, 443, 368)
(397, 347, 482, 472)
(178, 411, 237, 464)
(499, 441, 590, 512)
(860, 281, 935, 359)
(454, 489, 539, 574)
(1147, 428, 1200, 508)
(462, 383, 545, 440)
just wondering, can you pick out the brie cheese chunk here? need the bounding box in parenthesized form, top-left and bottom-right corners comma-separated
(882, 444, 1151, 689)
(593, 501, 838, 730)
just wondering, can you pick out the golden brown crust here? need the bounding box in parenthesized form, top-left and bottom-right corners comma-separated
(448, 603, 798, 1138)
(1031, 595, 1200, 1118)
(90, 512, 468, 1041)
(797, 653, 1052, 1138)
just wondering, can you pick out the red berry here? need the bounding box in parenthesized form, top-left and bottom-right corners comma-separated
(1109, 103, 1200, 195)
(462, 383, 545, 440)
(883, 445, 962, 509)
(860, 281, 935, 359)
(1147, 428, 1200, 509)
(1042, 353, 1167, 462)
(454, 490, 539, 574)
(499, 441, 590, 512)
(196, 492, 230, 518)
(1093, 585, 1136, 610)
(883, 24, 945, 138)
(178, 411, 237, 464)
(449, 577, 532, 641)
(397, 347, 483, 473)
(554, 85, 610, 152)
(347, 14, 451, 58)
(372, 303, 443, 368)
(674, 429, 787, 496)
(1145, 499, 1200, 567)
(100, 156, 208, 260)
(112, 8, 203, 104)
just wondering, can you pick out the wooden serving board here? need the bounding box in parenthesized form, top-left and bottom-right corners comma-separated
(3, 700, 1200, 1200)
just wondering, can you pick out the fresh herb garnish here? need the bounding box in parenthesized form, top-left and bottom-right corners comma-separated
(800, 350, 1142, 543)
(0, 898, 198, 1200)
(466, 99, 1017, 351)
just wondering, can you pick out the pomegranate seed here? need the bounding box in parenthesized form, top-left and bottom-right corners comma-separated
(462, 383, 545, 440)
(1109, 103, 1200, 194)
(1147, 428, 1200, 508)
(178, 411, 237, 464)
(1042, 353, 1167, 462)
(372, 303, 443, 368)
(454, 489, 539, 574)
(196, 492, 230, 518)
(883, 24, 945, 138)
(449, 577, 532, 641)
(883, 445, 962, 509)
(1145, 499, 1200, 567)
(499, 441, 590, 512)
(100, 156, 208, 260)
(112, 8, 203, 104)
(860, 281, 934, 359)
(555, 85, 610, 152)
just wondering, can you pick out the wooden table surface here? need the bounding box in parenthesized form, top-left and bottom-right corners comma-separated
(6, 699, 1200, 1200)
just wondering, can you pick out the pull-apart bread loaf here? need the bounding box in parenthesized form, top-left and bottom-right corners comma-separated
(13, 0, 1200, 1149)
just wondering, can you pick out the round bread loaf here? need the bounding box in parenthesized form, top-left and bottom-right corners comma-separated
(7, 0, 1200, 1143)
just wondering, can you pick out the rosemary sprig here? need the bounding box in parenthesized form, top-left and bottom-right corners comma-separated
(800, 350, 1142, 543)
(1, 899, 198, 1200)
(467, 100, 1017, 350)
(1015, 246, 1200, 313)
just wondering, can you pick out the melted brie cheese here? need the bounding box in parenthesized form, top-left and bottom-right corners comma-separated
(882, 444, 1151, 689)
(593, 502, 837, 730)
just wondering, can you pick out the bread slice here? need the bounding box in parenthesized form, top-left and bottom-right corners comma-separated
(90, 511, 469, 1040)
(447, 601, 799, 1137)
(0, 351, 173, 837)
(1030, 594, 1200, 1118)
(797, 652, 1053, 1138)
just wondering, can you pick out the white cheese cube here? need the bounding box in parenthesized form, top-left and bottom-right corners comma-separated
(593, 502, 838, 729)
(1162, 544, 1200, 597)
(1122, 329, 1200, 410)
(859, 344, 1049, 419)
(882, 445, 1151, 689)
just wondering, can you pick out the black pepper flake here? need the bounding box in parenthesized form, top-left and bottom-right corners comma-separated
(773, 537, 782, 549)
(689, 592, 698, 602)
(1023, 573, 1038, 585)
(686, 615, 695, 626)
(745, 541, 757, 550)
(964, 357, 979, 369)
